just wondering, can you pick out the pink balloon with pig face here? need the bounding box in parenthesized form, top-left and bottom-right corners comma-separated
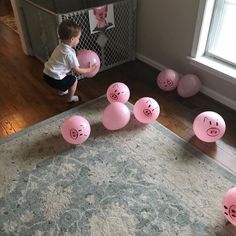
(61, 115, 91, 145)
(157, 69, 179, 91)
(106, 82, 130, 103)
(193, 111, 226, 143)
(222, 187, 236, 226)
(133, 97, 160, 124)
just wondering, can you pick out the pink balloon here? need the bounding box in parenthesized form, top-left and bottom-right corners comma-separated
(76, 49, 101, 78)
(106, 82, 130, 103)
(157, 69, 179, 91)
(177, 74, 201, 97)
(102, 102, 130, 130)
(133, 97, 160, 124)
(222, 187, 236, 226)
(61, 115, 91, 144)
(193, 111, 226, 142)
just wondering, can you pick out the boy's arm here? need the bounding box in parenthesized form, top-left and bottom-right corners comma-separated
(72, 63, 98, 75)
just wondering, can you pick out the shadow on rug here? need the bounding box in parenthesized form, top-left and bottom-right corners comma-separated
(0, 15, 18, 33)
(0, 96, 236, 235)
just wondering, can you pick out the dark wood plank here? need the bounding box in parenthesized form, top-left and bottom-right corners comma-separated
(0, 0, 13, 16)
(0, 9, 235, 173)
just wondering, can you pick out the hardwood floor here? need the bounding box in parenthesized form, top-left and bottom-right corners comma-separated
(0, 0, 13, 16)
(0, 6, 236, 173)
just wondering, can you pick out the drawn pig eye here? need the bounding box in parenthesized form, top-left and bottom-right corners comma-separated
(148, 104, 151, 108)
(209, 121, 212, 125)
(216, 122, 218, 126)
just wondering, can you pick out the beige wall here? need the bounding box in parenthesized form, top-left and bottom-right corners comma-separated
(136, 0, 236, 110)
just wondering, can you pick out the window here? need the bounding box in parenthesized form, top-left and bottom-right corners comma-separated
(190, 0, 236, 83)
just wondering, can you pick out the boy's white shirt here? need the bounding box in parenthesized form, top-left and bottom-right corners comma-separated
(43, 42, 79, 80)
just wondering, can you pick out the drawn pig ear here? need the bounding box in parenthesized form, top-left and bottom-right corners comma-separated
(145, 100, 152, 108)
(112, 84, 119, 88)
(152, 106, 159, 111)
(203, 117, 208, 123)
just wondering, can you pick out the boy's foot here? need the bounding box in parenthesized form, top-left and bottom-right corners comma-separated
(58, 90, 68, 96)
(68, 96, 79, 103)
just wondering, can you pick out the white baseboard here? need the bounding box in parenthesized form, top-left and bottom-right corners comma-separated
(200, 86, 236, 110)
(136, 53, 165, 71)
(136, 52, 236, 111)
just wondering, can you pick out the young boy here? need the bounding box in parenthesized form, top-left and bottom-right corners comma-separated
(43, 20, 98, 102)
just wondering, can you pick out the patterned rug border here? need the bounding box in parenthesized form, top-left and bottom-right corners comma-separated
(0, 15, 18, 34)
(0, 94, 235, 182)
(0, 96, 108, 145)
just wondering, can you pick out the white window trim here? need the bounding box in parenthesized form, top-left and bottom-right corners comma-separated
(189, 0, 236, 86)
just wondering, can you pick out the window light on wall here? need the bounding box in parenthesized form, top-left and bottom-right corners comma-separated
(190, 0, 236, 85)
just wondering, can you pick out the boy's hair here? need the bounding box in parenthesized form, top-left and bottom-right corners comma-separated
(58, 20, 81, 41)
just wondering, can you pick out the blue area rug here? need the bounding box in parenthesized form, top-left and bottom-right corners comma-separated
(0, 96, 236, 235)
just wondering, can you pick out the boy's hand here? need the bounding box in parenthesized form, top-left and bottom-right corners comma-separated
(89, 63, 98, 72)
